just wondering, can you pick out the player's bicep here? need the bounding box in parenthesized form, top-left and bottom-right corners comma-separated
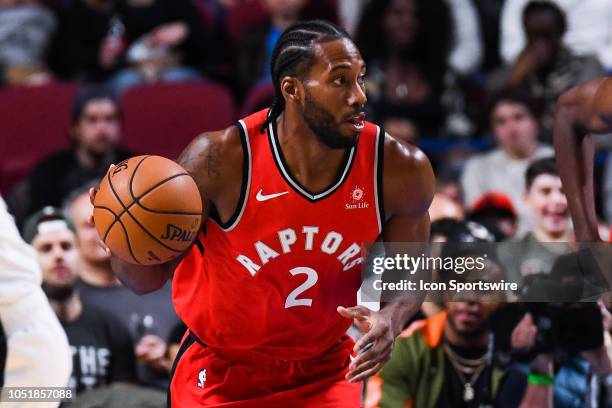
(382, 213, 430, 244)
(177, 132, 219, 222)
(177, 126, 243, 227)
(381, 135, 435, 224)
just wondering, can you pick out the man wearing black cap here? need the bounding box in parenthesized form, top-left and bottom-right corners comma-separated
(26, 85, 132, 216)
(24, 206, 137, 394)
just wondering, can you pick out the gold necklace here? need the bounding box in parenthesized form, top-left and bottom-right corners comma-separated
(444, 343, 488, 402)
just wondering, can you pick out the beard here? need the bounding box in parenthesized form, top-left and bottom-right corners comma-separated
(303, 91, 359, 149)
(42, 283, 75, 302)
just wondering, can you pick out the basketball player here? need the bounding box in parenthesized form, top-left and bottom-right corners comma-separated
(554, 77, 612, 243)
(554, 78, 612, 305)
(92, 21, 435, 406)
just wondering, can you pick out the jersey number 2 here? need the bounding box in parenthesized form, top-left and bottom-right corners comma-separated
(285, 267, 318, 308)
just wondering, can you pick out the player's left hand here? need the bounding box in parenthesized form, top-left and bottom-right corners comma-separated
(338, 305, 396, 383)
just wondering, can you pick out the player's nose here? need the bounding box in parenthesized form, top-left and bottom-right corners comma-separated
(348, 82, 367, 107)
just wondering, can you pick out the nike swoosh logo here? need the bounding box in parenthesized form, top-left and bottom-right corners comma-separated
(256, 189, 289, 202)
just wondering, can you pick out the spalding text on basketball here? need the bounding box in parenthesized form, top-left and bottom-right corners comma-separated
(112, 160, 129, 176)
(161, 224, 196, 242)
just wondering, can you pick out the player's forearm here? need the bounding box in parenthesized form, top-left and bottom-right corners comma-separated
(553, 93, 600, 241)
(378, 301, 420, 336)
(110, 255, 176, 295)
(377, 247, 428, 335)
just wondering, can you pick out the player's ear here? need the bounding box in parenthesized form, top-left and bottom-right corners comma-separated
(281, 77, 302, 104)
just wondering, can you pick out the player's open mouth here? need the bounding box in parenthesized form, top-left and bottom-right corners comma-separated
(345, 113, 365, 131)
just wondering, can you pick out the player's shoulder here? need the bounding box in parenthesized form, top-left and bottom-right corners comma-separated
(182, 126, 242, 157)
(382, 132, 433, 180)
(381, 132, 435, 217)
(382, 132, 429, 170)
(177, 125, 244, 199)
(556, 76, 612, 129)
(558, 76, 609, 107)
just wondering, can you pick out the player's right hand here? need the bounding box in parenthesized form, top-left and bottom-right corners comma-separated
(89, 163, 116, 254)
(89, 186, 112, 256)
(88, 186, 97, 225)
(338, 306, 395, 383)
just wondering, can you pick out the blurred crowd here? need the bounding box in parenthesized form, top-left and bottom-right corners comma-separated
(2, 0, 612, 406)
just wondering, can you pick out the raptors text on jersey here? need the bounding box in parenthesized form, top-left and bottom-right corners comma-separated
(173, 109, 385, 360)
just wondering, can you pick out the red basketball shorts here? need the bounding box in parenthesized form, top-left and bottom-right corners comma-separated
(168, 333, 361, 407)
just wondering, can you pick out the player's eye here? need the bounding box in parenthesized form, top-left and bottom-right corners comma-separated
(358, 74, 366, 85)
(333, 77, 345, 86)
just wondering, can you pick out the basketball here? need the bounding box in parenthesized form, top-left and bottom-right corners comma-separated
(93, 155, 202, 265)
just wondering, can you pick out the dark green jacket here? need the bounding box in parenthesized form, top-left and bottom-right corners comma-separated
(365, 312, 505, 408)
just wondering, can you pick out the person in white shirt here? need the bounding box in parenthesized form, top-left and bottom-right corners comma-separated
(0, 197, 71, 407)
(461, 90, 553, 234)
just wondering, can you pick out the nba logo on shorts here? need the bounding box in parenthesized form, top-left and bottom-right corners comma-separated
(197, 368, 207, 388)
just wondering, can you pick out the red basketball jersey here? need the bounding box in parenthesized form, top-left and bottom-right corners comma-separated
(173, 109, 384, 361)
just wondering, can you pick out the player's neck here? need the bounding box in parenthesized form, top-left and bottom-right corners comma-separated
(79, 261, 120, 288)
(50, 290, 83, 324)
(276, 112, 349, 192)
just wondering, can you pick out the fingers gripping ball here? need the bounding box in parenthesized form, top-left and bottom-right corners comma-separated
(93, 155, 202, 265)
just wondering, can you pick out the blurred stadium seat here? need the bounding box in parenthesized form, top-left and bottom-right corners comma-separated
(194, 0, 216, 30)
(241, 81, 274, 117)
(227, 0, 269, 40)
(0, 82, 78, 197)
(121, 82, 236, 159)
(227, 0, 338, 40)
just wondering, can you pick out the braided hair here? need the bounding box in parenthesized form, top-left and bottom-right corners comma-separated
(262, 20, 351, 131)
